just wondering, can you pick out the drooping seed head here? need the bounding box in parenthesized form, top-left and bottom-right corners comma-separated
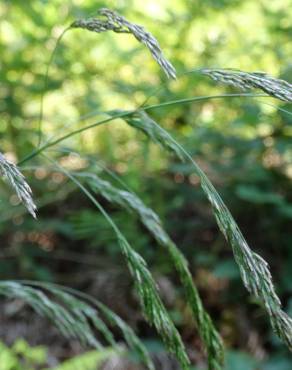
(202, 68, 292, 102)
(71, 8, 176, 79)
(0, 152, 37, 218)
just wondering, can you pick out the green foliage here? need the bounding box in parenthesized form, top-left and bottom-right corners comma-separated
(0, 340, 124, 370)
(50, 348, 118, 370)
(0, 1, 291, 369)
(0, 340, 46, 370)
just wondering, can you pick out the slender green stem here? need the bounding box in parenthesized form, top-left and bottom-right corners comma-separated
(144, 92, 265, 110)
(44, 155, 190, 369)
(20, 110, 132, 165)
(37, 27, 70, 147)
(19, 92, 263, 166)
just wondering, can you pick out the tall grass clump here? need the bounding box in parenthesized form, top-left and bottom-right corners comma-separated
(1, 6, 292, 370)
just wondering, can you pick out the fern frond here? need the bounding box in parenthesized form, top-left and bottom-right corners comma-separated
(118, 110, 292, 351)
(82, 173, 224, 369)
(201, 68, 292, 102)
(0, 152, 37, 217)
(70, 8, 176, 79)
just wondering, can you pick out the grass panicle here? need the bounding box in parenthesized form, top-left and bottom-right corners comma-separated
(83, 173, 223, 370)
(202, 68, 292, 102)
(93, 299, 155, 370)
(0, 281, 155, 370)
(0, 152, 36, 218)
(70, 8, 176, 79)
(42, 283, 155, 370)
(201, 177, 292, 350)
(0, 281, 102, 348)
(118, 110, 292, 350)
(109, 110, 185, 161)
(117, 236, 190, 369)
(53, 163, 191, 369)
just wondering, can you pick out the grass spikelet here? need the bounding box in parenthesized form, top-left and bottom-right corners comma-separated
(0, 280, 155, 370)
(84, 173, 224, 370)
(201, 178, 292, 350)
(93, 300, 155, 370)
(70, 8, 176, 79)
(51, 284, 155, 370)
(118, 236, 190, 369)
(201, 68, 292, 102)
(109, 110, 184, 161)
(42, 285, 116, 348)
(0, 281, 103, 348)
(0, 152, 37, 217)
(52, 163, 191, 369)
(118, 110, 292, 351)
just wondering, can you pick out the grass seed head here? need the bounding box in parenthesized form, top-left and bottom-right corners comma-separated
(202, 68, 292, 102)
(71, 8, 176, 79)
(0, 152, 37, 218)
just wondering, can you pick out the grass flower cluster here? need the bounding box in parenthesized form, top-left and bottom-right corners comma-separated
(0, 152, 36, 218)
(71, 8, 176, 79)
(201, 68, 292, 102)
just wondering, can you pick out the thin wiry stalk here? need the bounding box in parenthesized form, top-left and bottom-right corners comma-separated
(70, 8, 176, 79)
(201, 68, 292, 102)
(0, 152, 36, 217)
(18, 93, 264, 166)
(37, 27, 70, 147)
(120, 110, 292, 351)
(81, 173, 223, 370)
(48, 158, 191, 370)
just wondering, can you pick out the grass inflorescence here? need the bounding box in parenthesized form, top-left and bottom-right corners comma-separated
(0, 152, 36, 217)
(0, 280, 155, 370)
(119, 109, 292, 351)
(201, 68, 292, 102)
(85, 173, 224, 369)
(71, 8, 176, 79)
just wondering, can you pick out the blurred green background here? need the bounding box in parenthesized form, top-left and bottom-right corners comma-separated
(0, 0, 291, 369)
